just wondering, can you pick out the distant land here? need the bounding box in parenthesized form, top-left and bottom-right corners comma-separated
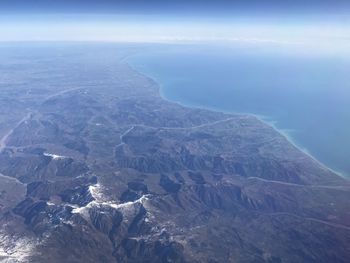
(0, 43, 349, 263)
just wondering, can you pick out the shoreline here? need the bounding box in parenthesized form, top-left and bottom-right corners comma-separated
(124, 55, 348, 179)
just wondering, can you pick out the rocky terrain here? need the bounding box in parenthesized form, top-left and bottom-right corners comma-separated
(0, 43, 349, 263)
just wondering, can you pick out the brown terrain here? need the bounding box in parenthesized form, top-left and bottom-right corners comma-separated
(0, 43, 349, 263)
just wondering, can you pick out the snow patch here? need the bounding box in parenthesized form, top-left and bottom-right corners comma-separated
(43, 152, 67, 160)
(0, 230, 36, 263)
(88, 184, 105, 202)
(109, 194, 150, 210)
(71, 194, 151, 216)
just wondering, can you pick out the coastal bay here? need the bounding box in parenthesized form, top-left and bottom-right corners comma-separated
(128, 44, 350, 176)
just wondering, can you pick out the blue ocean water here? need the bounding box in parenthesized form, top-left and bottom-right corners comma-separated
(128, 44, 350, 177)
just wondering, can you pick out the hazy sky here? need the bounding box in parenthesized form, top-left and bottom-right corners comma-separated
(0, 0, 349, 54)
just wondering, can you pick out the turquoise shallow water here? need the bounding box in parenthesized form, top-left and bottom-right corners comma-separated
(128, 44, 350, 177)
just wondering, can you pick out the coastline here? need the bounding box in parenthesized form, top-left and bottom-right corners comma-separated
(124, 55, 348, 179)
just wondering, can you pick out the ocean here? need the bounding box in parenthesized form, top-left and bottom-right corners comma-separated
(127, 44, 350, 177)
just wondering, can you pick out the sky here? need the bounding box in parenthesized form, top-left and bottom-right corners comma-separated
(0, 0, 349, 53)
(1, 0, 350, 15)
